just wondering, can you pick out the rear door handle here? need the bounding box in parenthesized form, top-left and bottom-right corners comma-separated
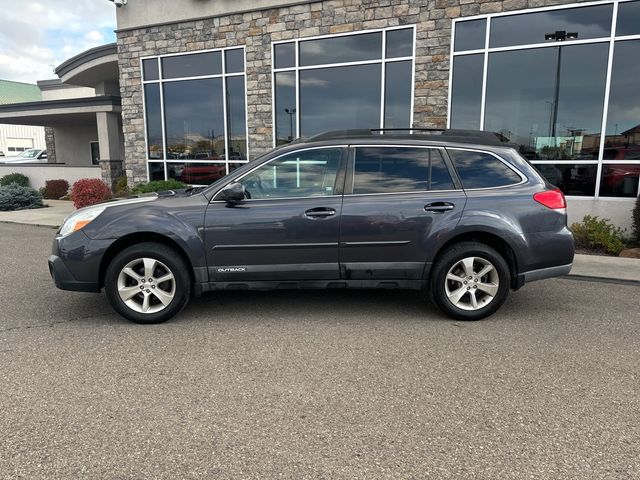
(424, 202, 455, 213)
(305, 207, 336, 218)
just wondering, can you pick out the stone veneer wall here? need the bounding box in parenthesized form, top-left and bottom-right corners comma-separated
(44, 127, 56, 164)
(116, 0, 585, 184)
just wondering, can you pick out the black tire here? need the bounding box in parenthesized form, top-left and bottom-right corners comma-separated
(104, 242, 191, 324)
(429, 241, 510, 321)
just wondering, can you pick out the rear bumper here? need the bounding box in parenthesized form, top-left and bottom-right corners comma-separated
(48, 255, 101, 293)
(519, 263, 573, 286)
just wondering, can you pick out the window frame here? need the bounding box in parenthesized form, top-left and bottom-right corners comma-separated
(448, 0, 640, 199)
(271, 25, 417, 147)
(211, 146, 348, 202)
(140, 46, 249, 183)
(343, 145, 462, 197)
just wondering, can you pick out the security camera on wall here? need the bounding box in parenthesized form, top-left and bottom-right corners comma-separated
(109, 0, 127, 7)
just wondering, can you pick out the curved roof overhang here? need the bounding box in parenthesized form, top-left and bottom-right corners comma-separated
(55, 43, 119, 88)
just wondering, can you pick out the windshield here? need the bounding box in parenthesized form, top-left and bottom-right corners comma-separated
(15, 149, 39, 158)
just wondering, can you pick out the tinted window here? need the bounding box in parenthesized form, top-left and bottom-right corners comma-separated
(454, 19, 486, 52)
(144, 84, 163, 159)
(490, 5, 612, 48)
(534, 163, 596, 196)
(299, 32, 382, 66)
(448, 150, 521, 189)
(148, 162, 165, 181)
(226, 76, 247, 160)
(599, 164, 640, 197)
(162, 52, 222, 79)
(142, 58, 159, 81)
(384, 61, 412, 128)
(450, 54, 483, 130)
(274, 42, 295, 69)
(241, 148, 342, 199)
(167, 162, 228, 185)
(274, 71, 296, 146)
(353, 147, 454, 194)
(616, 1, 640, 36)
(300, 64, 381, 137)
(484, 44, 607, 160)
(386, 28, 413, 58)
(225, 49, 244, 74)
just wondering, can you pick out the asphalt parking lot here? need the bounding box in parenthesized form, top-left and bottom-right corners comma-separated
(0, 223, 638, 479)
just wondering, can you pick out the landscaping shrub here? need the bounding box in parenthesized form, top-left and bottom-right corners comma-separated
(633, 195, 640, 244)
(0, 172, 29, 187)
(71, 178, 112, 209)
(114, 175, 129, 197)
(42, 179, 69, 200)
(132, 179, 186, 194)
(570, 215, 627, 256)
(0, 184, 44, 211)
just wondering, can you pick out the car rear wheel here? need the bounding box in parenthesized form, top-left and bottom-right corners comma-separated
(430, 241, 510, 321)
(104, 242, 191, 324)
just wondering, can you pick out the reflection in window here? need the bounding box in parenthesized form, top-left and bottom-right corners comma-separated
(534, 163, 597, 196)
(274, 71, 296, 146)
(142, 58, 159, 81)
(450, 54, 483, 130)
(299, 32, 382, 66)
(384, 61, 412, 129)
(454, 19, 486, 52)
(144, 84, 163, 159)
(599, 164, 640, 197)
(616, 1, 640, 37)
(483, 44, 607, 160)
(274, 42, 295, 69)
(604, 40, 640, 160)
(354, 147, 453, 194)
(148, 162, 165, 181)
(300, 64, 381, 137)
(386, 28, 413, 58)
(226, 76, 247, 160)
(163, 78, 225, 160)
(161, 51, 222, 79)
(225, 49, 244, 74)
(449, 150, 522, 189)
(489, 5, 612, 48)
(167, 162, 228, 184)
(241, 149, 342, 199)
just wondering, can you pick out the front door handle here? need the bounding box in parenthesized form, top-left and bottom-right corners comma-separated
(305, 207, 336, 219)
(424, 202, 455, 213)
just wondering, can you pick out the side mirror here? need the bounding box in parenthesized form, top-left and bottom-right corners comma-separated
(218, 182, 245, 203)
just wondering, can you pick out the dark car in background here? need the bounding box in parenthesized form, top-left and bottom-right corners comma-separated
(49, 129, 574, 324)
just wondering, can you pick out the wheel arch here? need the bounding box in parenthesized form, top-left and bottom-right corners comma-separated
(431, 231, 521, 289)
(98, 232, 196, 289)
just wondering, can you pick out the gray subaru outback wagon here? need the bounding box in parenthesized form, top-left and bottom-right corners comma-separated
(49, 129, 574, 324)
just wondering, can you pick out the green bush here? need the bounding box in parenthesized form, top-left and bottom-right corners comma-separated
(570, 215, 627, 256)
(0, 172, 29, 187)
(132, 179, 186, 194)
(0, 184, 44, 211)
(632, 195, 640, 244)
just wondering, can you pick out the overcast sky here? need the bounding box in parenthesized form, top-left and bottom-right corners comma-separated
(0, 0, 116, 84)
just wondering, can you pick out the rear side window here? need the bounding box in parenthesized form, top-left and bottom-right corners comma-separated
(448, 149, 522, 189)
(353, 147, 455, 194)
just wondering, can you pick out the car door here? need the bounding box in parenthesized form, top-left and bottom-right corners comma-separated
(339, 145, 467, 283)
(204, 146, 346, 283)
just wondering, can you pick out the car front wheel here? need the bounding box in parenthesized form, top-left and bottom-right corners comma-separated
(430, 241, 510, 321)
(104, 242, 191, 324)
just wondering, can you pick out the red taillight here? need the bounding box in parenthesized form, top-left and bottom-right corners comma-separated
(534, 189, 566, 211)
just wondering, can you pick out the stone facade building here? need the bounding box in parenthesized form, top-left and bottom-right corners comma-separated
(112, 0, 640, 229)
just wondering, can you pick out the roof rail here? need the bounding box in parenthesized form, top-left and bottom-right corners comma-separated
(306, 128, 512, 146)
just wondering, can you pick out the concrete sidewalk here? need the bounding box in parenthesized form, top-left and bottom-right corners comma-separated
(0, 200, 74, 228)
(0, 204, 638, 284)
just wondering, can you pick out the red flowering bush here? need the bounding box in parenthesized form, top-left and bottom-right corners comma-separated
(42, 179, 69, 199)
(71, 178, 112, 209)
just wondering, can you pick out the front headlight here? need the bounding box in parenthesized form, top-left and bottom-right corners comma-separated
(58, 205, 107, 238)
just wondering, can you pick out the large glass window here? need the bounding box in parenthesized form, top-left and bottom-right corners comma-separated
(239, 148, 342, 200)
(142, 47, 248, 183)
(272, 27, 415, 146)
(353, 147, 454, 194)
(450, 2, 640, 199)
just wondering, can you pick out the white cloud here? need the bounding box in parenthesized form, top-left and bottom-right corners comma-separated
(0, 0, 116, 83)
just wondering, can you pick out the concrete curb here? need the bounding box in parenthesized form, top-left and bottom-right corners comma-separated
(564, 274, 640, 287)
(0, 220, 58, 229)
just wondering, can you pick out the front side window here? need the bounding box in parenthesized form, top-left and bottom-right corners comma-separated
(273, 27, 415, 146)
(448, 150, 522, 189)
(142, 48, 248, 183)
(240, 148, 342, 200)
(353, 147, 454, 194)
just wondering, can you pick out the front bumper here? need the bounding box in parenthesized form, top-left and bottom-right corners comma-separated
(48, 255, 101, 293)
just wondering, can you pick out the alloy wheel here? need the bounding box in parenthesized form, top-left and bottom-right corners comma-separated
(444, 256, 499, 311)
(117, 257, 176, 314)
